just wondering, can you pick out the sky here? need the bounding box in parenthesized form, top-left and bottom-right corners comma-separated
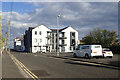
(2, 2, 118, 48)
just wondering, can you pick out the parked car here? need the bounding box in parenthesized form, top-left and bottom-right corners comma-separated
(73, 44, 103, 58)
(102, 48, 113, 58)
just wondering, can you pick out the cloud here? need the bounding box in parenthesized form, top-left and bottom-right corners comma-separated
(2, 2, 118, 42)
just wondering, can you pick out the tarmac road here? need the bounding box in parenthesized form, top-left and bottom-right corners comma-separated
(11, 51, 119, 79)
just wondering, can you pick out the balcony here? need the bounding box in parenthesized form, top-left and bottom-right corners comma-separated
(46, 43, 52, 46)
(71, 36, 75, 39)
(59, 44, 67, 46)
(70, 44, 75, 46)
(46, 35, 52, 39)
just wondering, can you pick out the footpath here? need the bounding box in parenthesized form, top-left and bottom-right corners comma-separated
(2, 51, 24, 79)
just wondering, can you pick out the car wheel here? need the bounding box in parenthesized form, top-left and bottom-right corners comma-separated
(85, 54, 90, 59)
(73, 53, 77, 58)
(103, 54, 105, 58)
(109, 56, 112, 58)
(96, 57, 99, 59)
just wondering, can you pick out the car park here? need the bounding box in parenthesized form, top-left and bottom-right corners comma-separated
(73, 44, 103, 58)
(102, 48, 113, 58)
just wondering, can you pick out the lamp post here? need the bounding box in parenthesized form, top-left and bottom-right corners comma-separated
(57, 15, 60, 56)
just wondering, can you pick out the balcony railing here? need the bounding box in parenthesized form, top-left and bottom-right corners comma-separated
(59, 44, 67, 46)
(46, 43, 52, 46)
(71, 36, 75, 39)
(59, 36, 67, 39)
(46, 35, 52, 39)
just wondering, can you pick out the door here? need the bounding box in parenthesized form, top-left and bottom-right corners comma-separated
(75, 45, 82, 57)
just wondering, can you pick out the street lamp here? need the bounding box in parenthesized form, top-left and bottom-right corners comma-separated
(57, 15, 60, 56)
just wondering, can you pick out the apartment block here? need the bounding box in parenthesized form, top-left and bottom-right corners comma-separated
(51, 26, 78, 52)
(24, 25, 78, 53)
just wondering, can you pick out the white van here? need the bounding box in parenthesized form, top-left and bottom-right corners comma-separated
(73, 44, 103, 58)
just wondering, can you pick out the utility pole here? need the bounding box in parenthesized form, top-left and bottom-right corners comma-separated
(57, 15, 60, 56)
(5, 32, 7, 51)
(8, 21, 10, 52)
(7, 1, 13, 52)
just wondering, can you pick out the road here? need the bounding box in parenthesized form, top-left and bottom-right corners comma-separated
(8, 51, 119, 79)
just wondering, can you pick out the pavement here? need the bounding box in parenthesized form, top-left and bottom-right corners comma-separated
(2, 51, 24, 79)
(10, 51, 119, 79)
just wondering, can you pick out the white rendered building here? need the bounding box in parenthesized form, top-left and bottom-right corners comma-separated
(24, 25, 52, 53)
(24, 25, 78, 53)
(51, 26, 78, 52)
(14, 37, 25, 51)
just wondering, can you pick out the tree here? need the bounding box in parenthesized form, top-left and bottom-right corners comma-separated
(0, 15, 6, 50)
(0, 15, 2, 48)
(82, 28, 118, 47)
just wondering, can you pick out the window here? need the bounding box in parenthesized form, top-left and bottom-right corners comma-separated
(40, 39, 42, 43)
(81, 46, 89, 49)
(72, 39, 75, 45)
(61, 32, 65, 37)
(35, 31, 37, 35)
(35, 38, 37, 43)
(62, 40, 64, 44)
(39, 31, 41, 35)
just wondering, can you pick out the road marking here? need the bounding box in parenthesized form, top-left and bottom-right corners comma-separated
(12, 55, 39, 80)
(73, 61, 119, 69)
(53, 57, 66, 60)
(8, 52, 40, 80)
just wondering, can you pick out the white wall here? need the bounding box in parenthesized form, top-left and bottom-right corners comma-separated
(16, 41, 21, 46)
(61, 26, 78, 52)
(14, 38, 25, 51)
(32, 25, 51, 53)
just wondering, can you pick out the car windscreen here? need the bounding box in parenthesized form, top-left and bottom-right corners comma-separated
(103, 49, 110, 51)
(93, 46, 101, 48)
(104, 50, 111, 51)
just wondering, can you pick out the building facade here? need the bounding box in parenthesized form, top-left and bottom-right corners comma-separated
(24, 25, 52, 53)
(51, 26, 78, 52)
(14, 37, 25, 51)
(24, 25, 78, 53)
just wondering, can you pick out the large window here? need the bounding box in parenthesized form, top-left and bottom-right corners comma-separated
(62, 40, 64, 44)
(61, 32, 65, 37)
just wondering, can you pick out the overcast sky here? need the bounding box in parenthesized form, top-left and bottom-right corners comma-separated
(2, 2, 118, 48)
